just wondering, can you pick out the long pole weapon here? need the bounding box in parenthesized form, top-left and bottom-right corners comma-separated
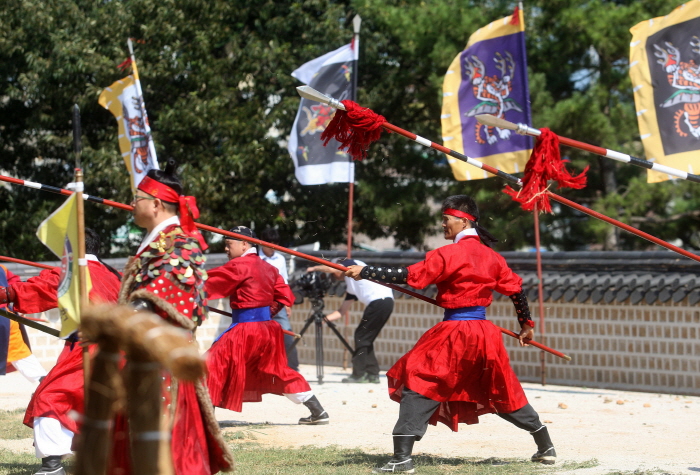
(0, 175, 569, 360)
(0, 308, 60, 337)
(295, 85, 700, 265)
(476, 114, 700, 183)
(0, 253, 302, 340)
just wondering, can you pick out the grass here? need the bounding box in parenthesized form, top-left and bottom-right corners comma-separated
(0, 410, 32, 440)
(226, 444, 599, 475)
(0, 415, 603, 475)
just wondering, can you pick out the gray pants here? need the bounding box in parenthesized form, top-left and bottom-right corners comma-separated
(393, 387, 544, 440)
(272, 308, 299, 371)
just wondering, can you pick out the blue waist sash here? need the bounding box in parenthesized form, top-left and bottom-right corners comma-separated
(231, 306, 271, 324)
(443, 306, 486, 321)
(213, 306, 271, 343)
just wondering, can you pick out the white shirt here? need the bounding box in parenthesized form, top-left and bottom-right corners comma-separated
(258, 249, 289, 283)
(344, 259, 394, 306)
(454, 227, 478, 243)
(137, 215, 180, 255)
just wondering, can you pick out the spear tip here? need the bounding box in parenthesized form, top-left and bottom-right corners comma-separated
(475, 113, 518, 131)
(296, 86, 347, 110)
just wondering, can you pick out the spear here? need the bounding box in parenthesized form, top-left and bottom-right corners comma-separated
(0, 308, 60, 337)
(475, 114, 700, 183)
(0, 253, 300, 339)
(0, 174, 570, 360)
(295, 85, 700, 266)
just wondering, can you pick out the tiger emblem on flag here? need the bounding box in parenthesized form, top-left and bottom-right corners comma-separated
(463, 51, 524, 145)
(654, 37, 700, 139)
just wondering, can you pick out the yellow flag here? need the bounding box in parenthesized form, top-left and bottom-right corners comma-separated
(36, 194, 91, 337)
(98, 65, 158, 190)
(630, 1, 700, 183)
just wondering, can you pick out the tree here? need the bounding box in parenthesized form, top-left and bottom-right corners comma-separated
(1, 0, 698, 263)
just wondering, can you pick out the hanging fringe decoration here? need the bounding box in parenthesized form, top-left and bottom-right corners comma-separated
(504, 128, 588, 213)
(320, 100, 388, 161)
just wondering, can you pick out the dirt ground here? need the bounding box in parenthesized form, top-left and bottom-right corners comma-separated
(215, 365, 700, 475)
(1, 366, 698, 474)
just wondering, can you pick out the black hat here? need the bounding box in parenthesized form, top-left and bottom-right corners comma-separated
(227, 226, 256, 240)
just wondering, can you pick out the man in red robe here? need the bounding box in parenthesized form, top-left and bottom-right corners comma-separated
(205, 226, 329, 424)
(119, 159, 234, 474)
(1, 229, 122, 475)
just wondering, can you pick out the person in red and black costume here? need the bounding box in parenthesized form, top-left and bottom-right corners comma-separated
(205, 226, 329, 425)
(345, 195, 556, 473)
(120, 159, 234, 474)
(1, 229, 122, 475)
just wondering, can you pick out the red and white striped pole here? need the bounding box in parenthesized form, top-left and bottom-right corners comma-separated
(295, 85, 700, 265)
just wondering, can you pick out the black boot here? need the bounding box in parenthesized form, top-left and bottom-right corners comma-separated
(372, 435, 416, 473)
(34, 455, 66, 475)
(298, 395, 329, 425)
(530, 426, 556, 465)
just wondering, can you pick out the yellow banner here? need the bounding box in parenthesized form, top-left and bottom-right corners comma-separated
(630, 1, 700, 183)
(36, 194, 91, 337)
(98, 67, 158, 190)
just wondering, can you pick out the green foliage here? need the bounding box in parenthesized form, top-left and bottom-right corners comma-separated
(1, 0, 699, 259)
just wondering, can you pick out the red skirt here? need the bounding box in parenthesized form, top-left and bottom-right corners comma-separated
(108, 380, 233, 475)
(387, 320, 528, 431)
(206, 320, 310, 412)
(24, 342, 92, 433)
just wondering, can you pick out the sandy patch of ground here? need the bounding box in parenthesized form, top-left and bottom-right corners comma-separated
(2, 367, 699, 474)
(215, 365, 700, 475)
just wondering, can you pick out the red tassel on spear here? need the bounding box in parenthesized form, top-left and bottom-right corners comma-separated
(503, 128, 589, 213)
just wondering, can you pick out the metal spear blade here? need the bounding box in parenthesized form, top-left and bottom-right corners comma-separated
(296, 86, 347, 111)
(475, 113, 519, 131)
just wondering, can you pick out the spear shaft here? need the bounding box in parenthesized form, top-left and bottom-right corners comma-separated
(0, 174, 569, 360)
(0, 308, 60, 337)
(0, 253, 300, 338)
(295, 86, 700, 265)
(476, 114, 700, 183)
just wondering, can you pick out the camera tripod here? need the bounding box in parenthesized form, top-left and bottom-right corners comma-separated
(290, 297, 355, 384)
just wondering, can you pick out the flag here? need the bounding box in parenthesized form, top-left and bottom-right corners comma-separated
(630, 1, 700, 183)
(98, 60, 158, 190)
(441, 6, 533, 181)
(36, 194, 92, 337)
(288, 41, 359, 185)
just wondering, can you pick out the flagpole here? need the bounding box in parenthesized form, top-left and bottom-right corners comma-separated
(342, 14, 362, 371)
(533, 203, 547, 386)
(346, 14, 361, 260)
(73, 104, 91, 403)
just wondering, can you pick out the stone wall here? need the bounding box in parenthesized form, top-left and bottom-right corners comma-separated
(9, 250, 700, 396)
(288, 295, 700, 396)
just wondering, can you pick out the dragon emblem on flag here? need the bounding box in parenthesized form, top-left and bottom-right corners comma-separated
(654, 38, 700, 139)
(463, 51, 524, 145)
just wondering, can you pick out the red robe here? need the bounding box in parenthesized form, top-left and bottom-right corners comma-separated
(120, 223, 233, 475)
(205, 253, 309, 412)
(0, 268, 31, 372)
(22, 259, 122, 435)
(387, 234, 529, 430)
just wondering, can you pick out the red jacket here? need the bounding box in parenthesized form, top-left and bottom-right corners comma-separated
(407, 234, 522, 308)
(206, 253, 294, 309)
(11, 259, 122, 314)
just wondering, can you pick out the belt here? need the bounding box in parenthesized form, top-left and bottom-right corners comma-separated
(213, 306, 271, 343)
(443, 306, 486, 321)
